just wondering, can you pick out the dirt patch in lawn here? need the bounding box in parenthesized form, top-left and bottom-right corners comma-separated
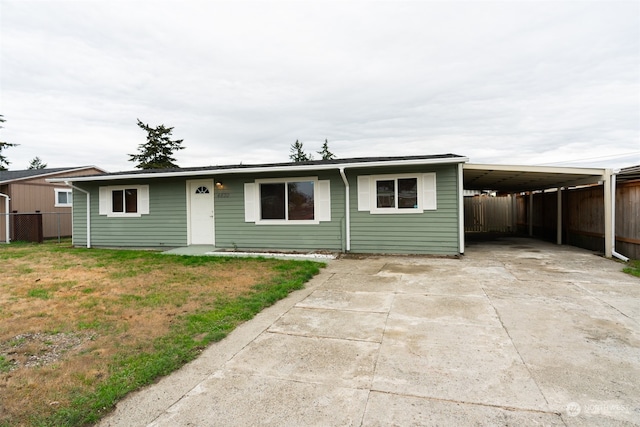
(0, 242, 300, 426)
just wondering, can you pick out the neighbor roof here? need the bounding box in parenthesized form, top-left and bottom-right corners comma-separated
(49, 154, 468, 182)
(0, 166, 105, 184)
(617, 164, 640, 183)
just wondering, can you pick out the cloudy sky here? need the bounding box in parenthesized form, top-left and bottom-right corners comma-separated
(1, 0, 638, 172)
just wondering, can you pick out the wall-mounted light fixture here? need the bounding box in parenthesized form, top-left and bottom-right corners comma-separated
(215, 181, 224, 189)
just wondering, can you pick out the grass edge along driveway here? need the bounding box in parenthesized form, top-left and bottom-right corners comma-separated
(0, 241, 322, 427)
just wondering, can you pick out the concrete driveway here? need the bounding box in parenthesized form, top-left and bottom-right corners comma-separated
(99, 237, 640, 426)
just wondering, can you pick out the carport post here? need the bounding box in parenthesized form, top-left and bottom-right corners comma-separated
(603, 171, 613, 258)
(556, 187, 562, 245)
(528, 192, 533, 236)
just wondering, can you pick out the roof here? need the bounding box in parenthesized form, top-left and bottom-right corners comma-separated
(0, 166, 106, 185)
(463, 163, 610, 193)
(618, 164, 640, 183)
(49, 154, 468, 182)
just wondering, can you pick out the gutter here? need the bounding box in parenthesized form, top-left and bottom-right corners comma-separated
(65, 181, 91, 248)
(0, 192, 9, 243)
(610, 170, 629, 262)
(338, 167, 351, 252)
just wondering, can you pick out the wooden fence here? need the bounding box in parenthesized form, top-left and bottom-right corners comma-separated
(515, 180, 640, 259)
(464, 195, 514, 233)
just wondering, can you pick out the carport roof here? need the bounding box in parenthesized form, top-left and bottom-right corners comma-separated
(463, 163, 609, 193)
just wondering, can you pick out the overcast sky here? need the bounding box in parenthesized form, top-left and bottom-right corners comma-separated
(1, 0, 638, 172)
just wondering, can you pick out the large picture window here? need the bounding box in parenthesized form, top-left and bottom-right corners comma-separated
(244, 178, 331, 224)
(99, 185, 149, 217)
(259, 180, 315, 221)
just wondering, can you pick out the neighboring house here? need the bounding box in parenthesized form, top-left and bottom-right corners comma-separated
(0, 166, 106, 242)
(49, 155, 468, 255)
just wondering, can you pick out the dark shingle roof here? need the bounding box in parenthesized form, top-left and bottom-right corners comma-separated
(86, 154, 466, 178)
(0, 167, 100, 183)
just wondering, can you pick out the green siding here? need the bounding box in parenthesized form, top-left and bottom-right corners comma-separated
(76, 179, 188, 248)
(70, 164, 461, 255)
(214, 172, 345, 251)
(71, 189, 87, 246)
(348, 164, 460, 255)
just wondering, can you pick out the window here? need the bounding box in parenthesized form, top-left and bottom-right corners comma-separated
(358, 173, 436, 214)
(99, 185, 149, 217)
(54, 189, 73, 207)
(244, 178, 331, 224)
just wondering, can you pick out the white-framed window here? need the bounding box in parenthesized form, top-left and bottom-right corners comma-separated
(54, 188, 73, 207)
(357, 173, 436, 214)
(98, 185, 150, 217)
(244, 177, 331, 224)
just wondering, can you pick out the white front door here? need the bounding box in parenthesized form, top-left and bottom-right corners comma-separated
(188, 179, 215, 245)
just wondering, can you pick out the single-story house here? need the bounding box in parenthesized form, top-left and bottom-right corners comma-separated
(49, 154, 468, 255)
(0, 166, 106, 242)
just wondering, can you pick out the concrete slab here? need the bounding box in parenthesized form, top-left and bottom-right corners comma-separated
(223, 332, 379, 389)
(296, 289, 394, 313)
(373, 317, 549, 411)
(268, 306, 387, 342)
(362, 392, 565, 426)
(149, 373, 369, 427)
(99, 237, 640, 427)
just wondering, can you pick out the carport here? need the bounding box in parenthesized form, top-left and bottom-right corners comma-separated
(462, 163, 622, 258)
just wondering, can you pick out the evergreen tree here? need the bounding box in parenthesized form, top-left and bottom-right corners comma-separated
(129, 119, 184, 169)
(0, 115, 18, 170)
(289, 140, 312, 162)
(28, 156, 47, 170)
(317, 139, 336, 160)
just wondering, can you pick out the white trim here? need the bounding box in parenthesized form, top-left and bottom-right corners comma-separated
(98, 185, 149, 217)
(186, 179, 215, 246)
(457, 163, 464, 254)
(368, 173, 424, 214)
(0, 192, 10, 243)
(254, 177, 320, 225)
(244, 183, 256, 222)
(54, 188, 73, 207)
(464, 163, 607, 176)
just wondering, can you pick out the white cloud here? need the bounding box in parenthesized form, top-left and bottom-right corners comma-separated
(1, 0, 638, 171)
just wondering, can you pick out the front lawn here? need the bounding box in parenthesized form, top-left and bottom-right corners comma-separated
(0, 241, 322, 426)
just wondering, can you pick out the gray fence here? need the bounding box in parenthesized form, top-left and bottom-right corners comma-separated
(0, 212, 72, 243)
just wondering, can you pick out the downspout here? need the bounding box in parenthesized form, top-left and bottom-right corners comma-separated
(610, 170, 629, 262)
(0, 192, 10, 243)
(458, 163, 465, 254)
(65, 181, 91, 249)
(338, 167, 350, 252)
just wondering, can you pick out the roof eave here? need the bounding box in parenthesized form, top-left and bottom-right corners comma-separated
(49, 157, 469, 183)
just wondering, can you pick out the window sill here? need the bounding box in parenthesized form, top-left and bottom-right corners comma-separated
(255, 219, 320, 225)
(106, 213, 142, 218)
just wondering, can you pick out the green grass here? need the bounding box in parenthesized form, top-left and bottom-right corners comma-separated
(622, 259, 640, 278)
(38, 259, 320, 427)
(1, 241, 323, 427)
(0, 355, 14, 373)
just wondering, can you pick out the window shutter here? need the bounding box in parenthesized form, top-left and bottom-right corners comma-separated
(317, 180, 331, 221)
(244, 183, 256, 222)
(423, 173, 437, 210)
(99, 187, 109, 215)
(138, 185, 150, 215)
(357, 176, 370, 211)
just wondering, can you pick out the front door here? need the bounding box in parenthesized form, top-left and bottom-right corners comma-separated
(188, 179, 215, 245)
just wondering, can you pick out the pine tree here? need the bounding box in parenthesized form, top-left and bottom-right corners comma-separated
(28, 157, 47, 169)
(0, 115, 19, 170)
(129, 119, 184, 169)
(317, 139, 336, 160)
(289, 140, 312, 162)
